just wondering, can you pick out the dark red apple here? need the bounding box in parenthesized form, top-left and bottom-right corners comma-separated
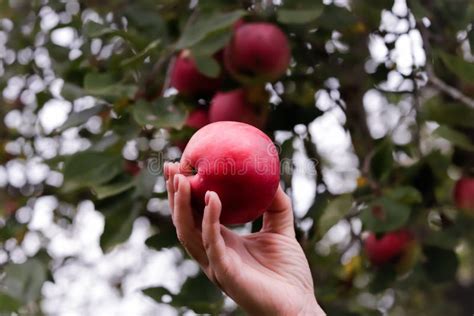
(364, 230, 414, 266)
(125, 161, 141, 176)
(170, 50, 222, 96)
(454, 177, 474, 214)
(224, 22, 291, 83)
(185, 109, 209, 130)
(181, 121, 280, 225)
(175, 109, 210, 151)
(209, 89, 268, 129)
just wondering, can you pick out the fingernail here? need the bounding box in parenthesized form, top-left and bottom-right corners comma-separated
(205, 191, 211, 206)
(174, 174, 181, 192)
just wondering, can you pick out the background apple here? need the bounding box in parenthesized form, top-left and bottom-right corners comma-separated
(209, 89, 268, 129)
(174, 108, 210, 151)
(454, 177, 474, 214)
(224, 22, 290, 83)
(170, 50, 222, 95)
(181, 121, 280, 224)
(364, 230, 414, 266)
(125, 160, 141, 176)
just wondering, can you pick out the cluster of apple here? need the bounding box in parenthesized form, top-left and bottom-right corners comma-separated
(169, 19, 291, 142)
(364, 177, 474, 267)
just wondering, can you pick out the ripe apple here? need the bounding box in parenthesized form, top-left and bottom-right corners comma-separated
(174, 109, 210, 151)
(125, 161, 141, 176)
(364, 230, 414, 266)
(454, 177, 474, 214)
(181, 121, 280, 225)
(209, 89, 268, 129)
(170, 50, 222, 96)
(185, 108, 209, 130)
(224, 22, 291, 83)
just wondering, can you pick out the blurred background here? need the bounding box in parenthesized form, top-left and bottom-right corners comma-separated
(0, 0, 474, 315)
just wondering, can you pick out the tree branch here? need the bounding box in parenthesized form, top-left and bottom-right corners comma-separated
(426, 65, 474, 109)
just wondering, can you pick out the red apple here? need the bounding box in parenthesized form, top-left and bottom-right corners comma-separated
(454, 177, 474, 214)
(125, 161, 141, 176)
(174, 109, 210, 151)
(364, 230, 414, 266)
(224, 22, 291, 83)
(170, 50, 222, 96)
(181, 121, 280, 225)
(209, 89, 268, 129)
(185, 109, 209, 130)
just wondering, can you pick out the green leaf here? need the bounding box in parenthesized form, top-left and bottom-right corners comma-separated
(191, 29, 232, 56)
(58, 103, 106, 132)
(192, 54, 220, 78)
(360, 197, 411, 233)
(422, 246, 459, 283)
(385, 186, 422, 205)
(176, 10, 246, 50)
(318, 194, 352, 235)
(0, 259, 47, 304)
(433, 125, 474, 151)
(407, 0, 430, 19)
(133, 97, 187, 129)
(145, 229, 178, 251)
(120, 39, 161, 68)
(318, 5, 357, 30)
(142, 286, 173, 302)
(277, 8, 323, 24)
(424, 228, 460, 249)
(369, 265, 397, 293)
(63, 151, 123, 191)
(100, 193, 142, 251)
(134, 167, 158, 199)
(421, 96, 474, 128)
(83, 21, 145, 48)
(89, 133, 121, 151)
(0, 293, 21, 313)
(171, 272, 224, 314)
(370, 141, 393, 182)
(83, 72, 137, 99)
(92, 176, 135, 200)
(61, 82, 85, 101)
(83, 21, 117, 37)
(438, 51, 474, 83)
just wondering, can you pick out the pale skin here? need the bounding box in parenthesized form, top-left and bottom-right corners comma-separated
(164, 162, 326, 316)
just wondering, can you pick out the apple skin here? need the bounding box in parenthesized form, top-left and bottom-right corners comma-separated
(209, 89, 267, 129)
(170, 50, 222, 96)
(364, 230, 414, 266)
(181, 121, 280, 225)
(454, 177, 474, 214)
(224, 22, 291, 83)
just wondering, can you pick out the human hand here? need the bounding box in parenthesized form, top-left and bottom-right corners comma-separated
(164, 162, 325, 316)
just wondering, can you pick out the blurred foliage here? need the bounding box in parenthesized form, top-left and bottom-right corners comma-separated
(0, 0, 474, 315)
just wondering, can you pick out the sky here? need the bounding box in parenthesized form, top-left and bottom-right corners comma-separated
(0, 0, 432, 314)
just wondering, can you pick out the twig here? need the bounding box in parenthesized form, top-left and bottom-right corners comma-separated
(418, 21, 474, 109)
(426, 65, 474, 109)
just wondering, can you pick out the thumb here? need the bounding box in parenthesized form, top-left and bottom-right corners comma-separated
(260, 186, 295, 237)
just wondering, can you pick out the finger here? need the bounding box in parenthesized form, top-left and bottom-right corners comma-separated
(166, 162, 180, 217)
(261, 185, 295, 237)
(202, 191, 233, 276)
(173, 174, 208, 266)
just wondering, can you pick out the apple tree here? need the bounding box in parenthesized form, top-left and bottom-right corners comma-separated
(1, 0, 474, 315)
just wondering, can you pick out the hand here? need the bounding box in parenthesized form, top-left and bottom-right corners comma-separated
(164, 162, 325, 316)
